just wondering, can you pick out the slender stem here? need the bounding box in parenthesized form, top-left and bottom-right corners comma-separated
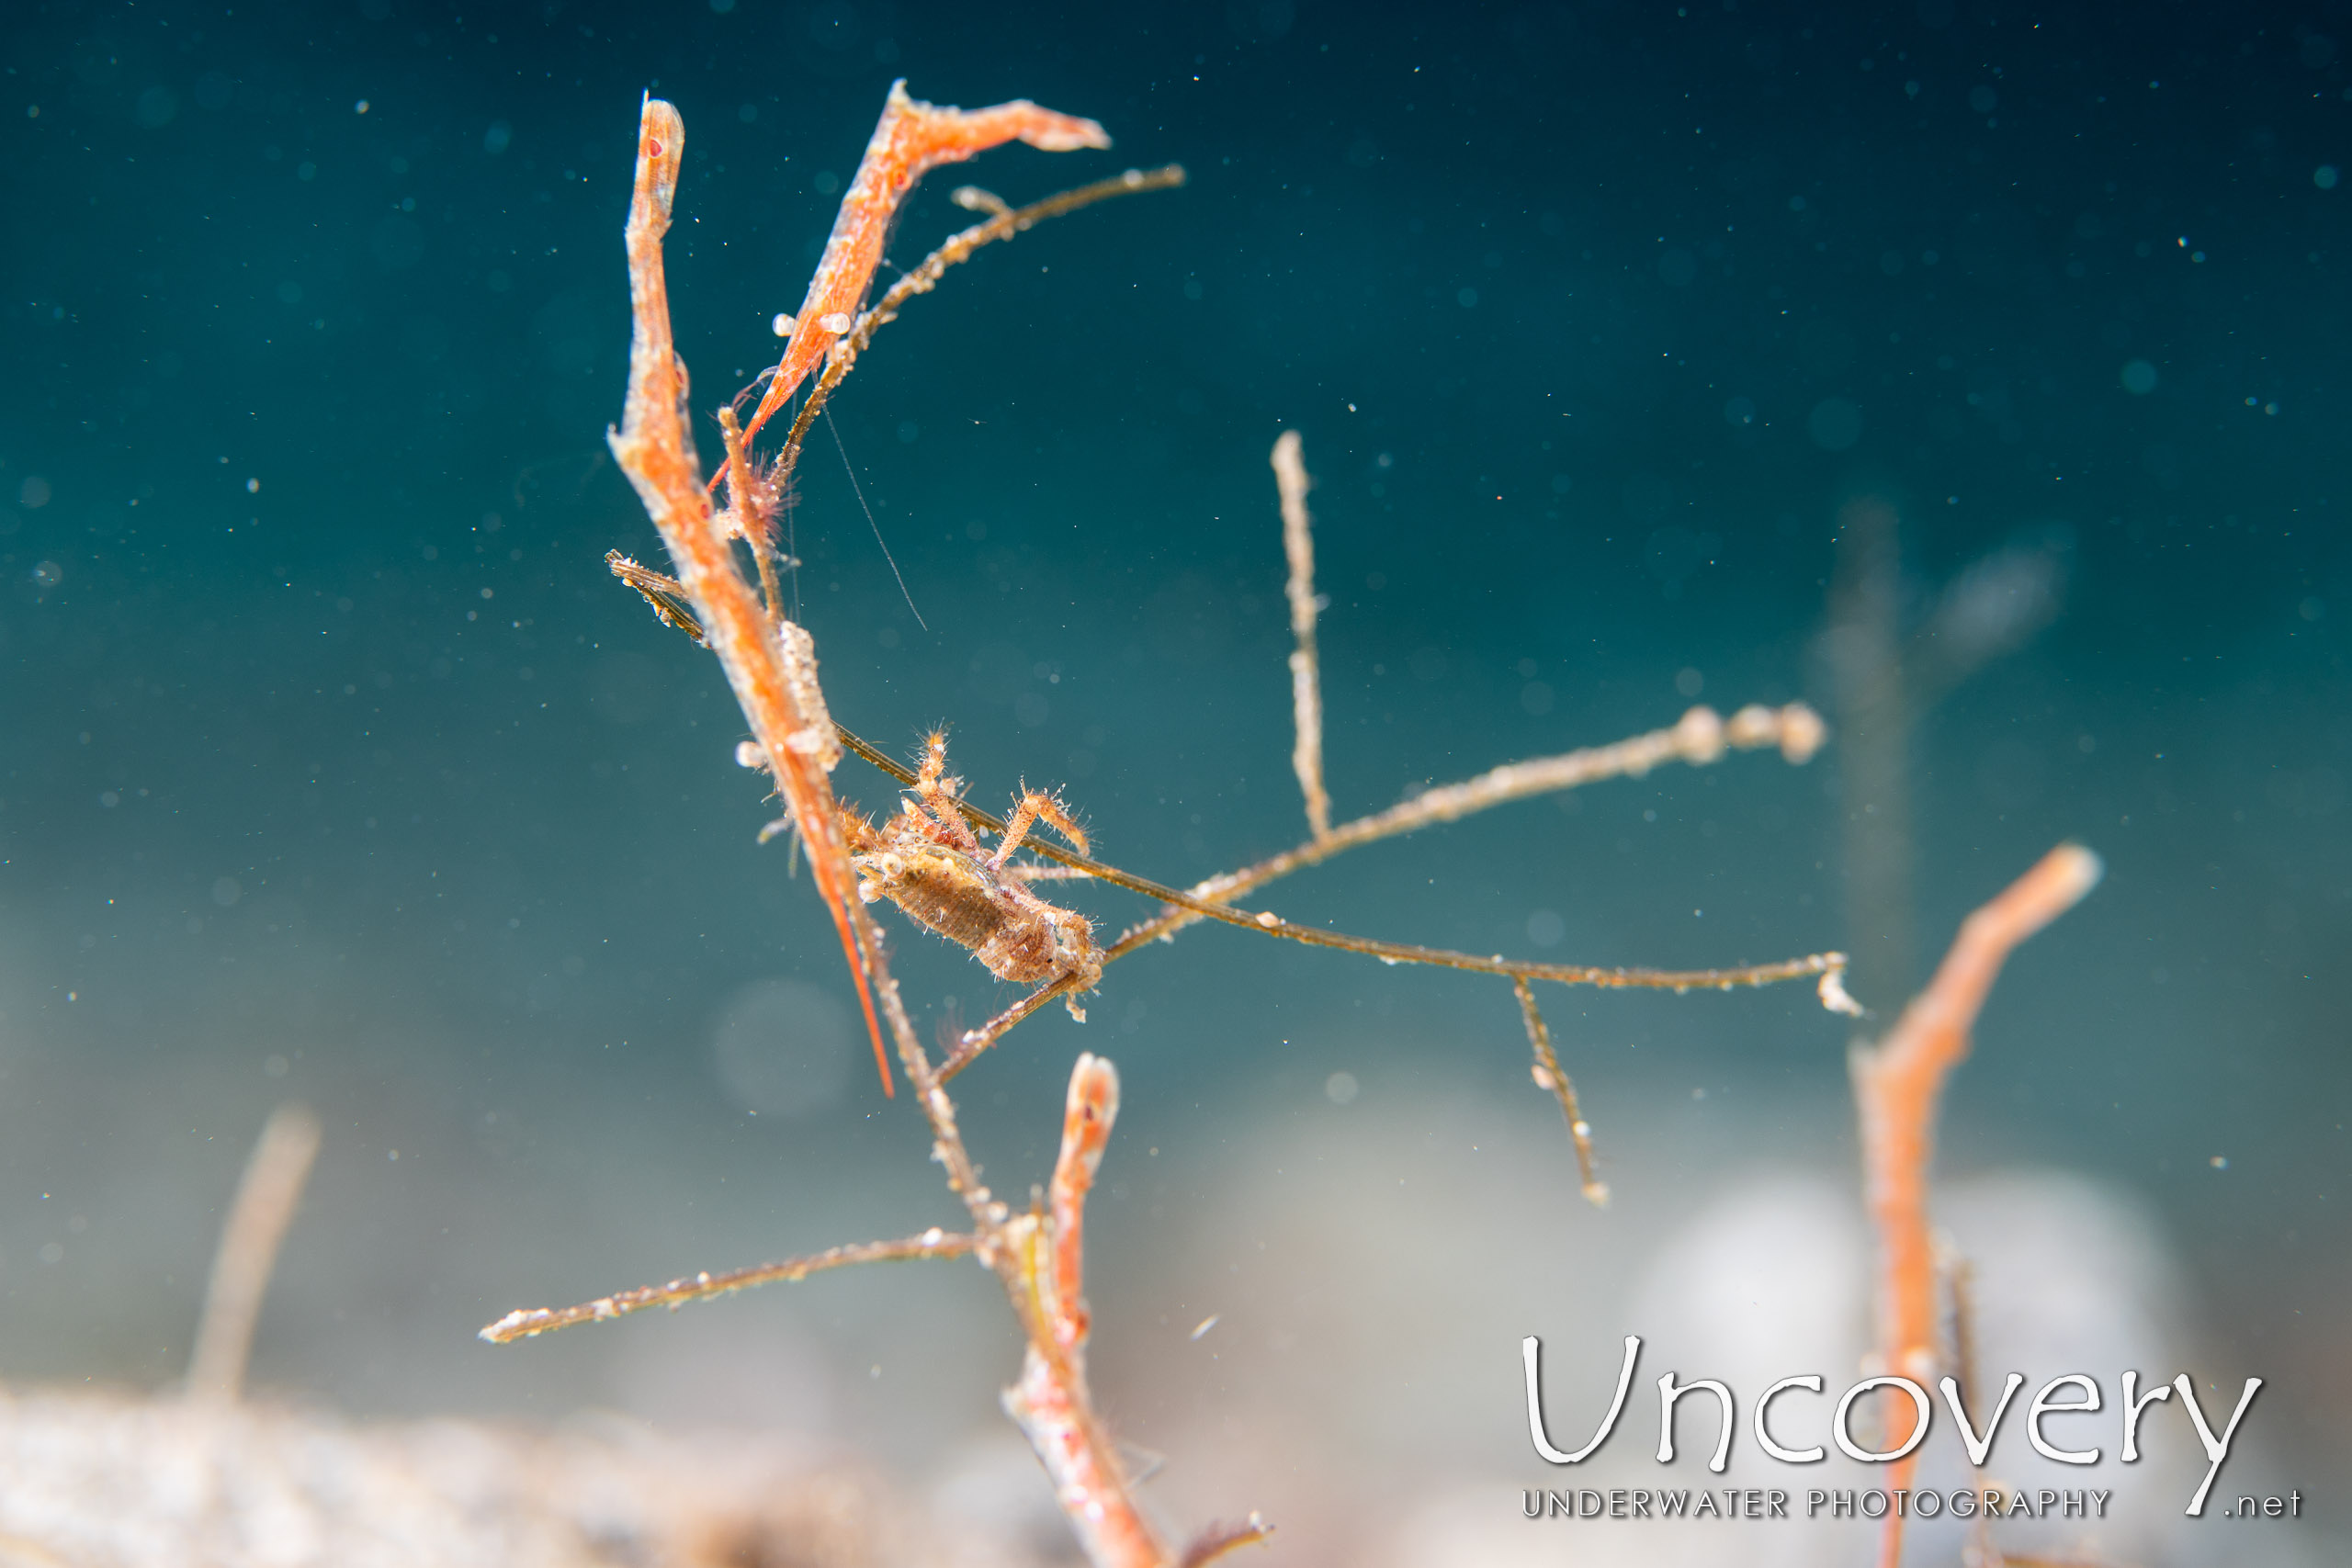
(1180, 1517, 1277, 1568)
(1271, 432, 1330, 841)
(1947, 1248, 2002, 1568)
(1849, 842, 2101, 1568)
(765, 165, 1186, 500)
(1513, 979, 1605, 1207)
(479, 1230, 976, 1344)
(942, 977, 1075, 1083)
(187, 1102, 322, 1404)
(1108, 701, 1826, 958)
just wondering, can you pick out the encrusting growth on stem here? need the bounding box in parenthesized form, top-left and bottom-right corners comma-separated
(1849, 841, 2102, 1568)
(1271, 432, 1331, 841)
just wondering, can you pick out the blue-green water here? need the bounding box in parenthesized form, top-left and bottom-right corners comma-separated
(1, 2, 2345, 1559)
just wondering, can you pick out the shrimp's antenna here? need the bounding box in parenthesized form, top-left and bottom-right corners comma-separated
(827, 403, 928, 631)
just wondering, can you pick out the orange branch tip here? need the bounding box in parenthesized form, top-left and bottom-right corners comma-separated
(742, 83, 1112, 447)
(1047, 1052, 1119, 1352)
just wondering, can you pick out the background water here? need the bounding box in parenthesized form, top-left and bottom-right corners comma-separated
(1, 1, 2346, 1562)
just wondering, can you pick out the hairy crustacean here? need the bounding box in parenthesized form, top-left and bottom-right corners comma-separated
(844, 732, 1102, 1021)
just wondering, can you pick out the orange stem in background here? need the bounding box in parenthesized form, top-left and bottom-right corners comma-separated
(739, 81, 1109, 450)
(1850, 842, 2102, 1567)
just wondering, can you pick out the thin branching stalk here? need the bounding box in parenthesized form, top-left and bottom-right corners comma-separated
(739, 82, 1114, 450)
(941, 977, 1080, 1082)
(480, 1231, 978, 1343)
(1178, 1517, 1278, 1568)
(1107, 700, 1829, 955)
(767, 166, 1187, 496)
(1513, 978, 1605, 1206)
(1849, 842, 2101, 1568)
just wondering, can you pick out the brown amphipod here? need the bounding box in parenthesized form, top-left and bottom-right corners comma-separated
(843, 733, 1102, 1022)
